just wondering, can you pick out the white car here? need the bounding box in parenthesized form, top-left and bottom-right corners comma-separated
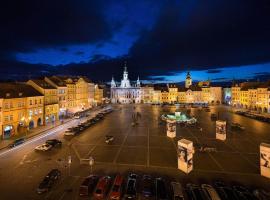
(64, 131, 75, 136)
(35, 143, 52, 151)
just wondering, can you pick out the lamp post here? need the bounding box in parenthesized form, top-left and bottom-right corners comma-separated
(89, 156, 94, 174)
(68, 155, 72, 176)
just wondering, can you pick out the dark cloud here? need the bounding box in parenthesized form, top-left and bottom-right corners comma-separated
(128, 0, 270, 76)
(74, 51, 85, 56)
(1, 0, 270, 81)
(0, 0, 112, 56)
(207, 69, 223, 74)
(252, 72, 270, 81)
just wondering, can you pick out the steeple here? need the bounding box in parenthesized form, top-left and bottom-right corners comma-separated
(136, 76, 141, 87)
(120, 61, 131, 88)
(111, 76, 116, 88)
(185, 71, 192, 88)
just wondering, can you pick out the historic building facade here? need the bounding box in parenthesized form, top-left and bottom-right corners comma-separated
(231, 82, 270, 113)
(0, 83, 44, 139)
(110, 69, 222, 104)
(110, 66, 141, 104)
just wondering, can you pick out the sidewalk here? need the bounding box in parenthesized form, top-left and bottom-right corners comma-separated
(0, 105, 106, 150)
(0, 118, 73, 150)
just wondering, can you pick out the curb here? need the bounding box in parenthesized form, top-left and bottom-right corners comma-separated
(0, 119, 73, 151)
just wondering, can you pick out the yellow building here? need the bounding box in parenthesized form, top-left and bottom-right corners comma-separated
(27, 79, 59, 125)
(152, 88, 161, 104)
(161, 88, 169, 103)
(231, 82, 270, 113)
(45, 76, 68, 119)
(167, 84, 178, 103)
(74, 77, 90, 110)
(232, 84, 241, 107)
(94, 84, 104, 105)
(141, 85, 154, 103)
(0, 83, 43, 139)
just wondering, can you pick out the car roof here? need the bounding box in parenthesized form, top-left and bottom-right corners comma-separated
(113, 174, 123, 185)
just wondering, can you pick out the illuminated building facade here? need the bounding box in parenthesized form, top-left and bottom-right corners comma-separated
(0, 83, 44, 139)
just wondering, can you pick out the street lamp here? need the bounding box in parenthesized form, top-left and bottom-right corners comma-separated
(68, 155, 72, 176)
(89, 156, 94, 174)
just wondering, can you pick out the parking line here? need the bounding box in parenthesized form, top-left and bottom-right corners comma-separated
(113, 124, 131, 164)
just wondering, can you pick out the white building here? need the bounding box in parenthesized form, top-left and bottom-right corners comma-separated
(111, 66, 141, 104)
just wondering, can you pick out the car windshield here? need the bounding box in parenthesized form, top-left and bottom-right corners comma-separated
(112, 185, 120, 192)
(96, 189, 102, 194)
(127, 180, 135, 194)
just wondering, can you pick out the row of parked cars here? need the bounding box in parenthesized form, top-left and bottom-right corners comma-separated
(64, 108, 113, 136)
(36, 169, 270, 200)
(79, 173, 270, 200)
(79, 173, 184, 200)
(185, 182, 270, 200)
(235, 110, 270, 123)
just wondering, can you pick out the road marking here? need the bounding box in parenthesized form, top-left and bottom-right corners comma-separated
(113, 125, 131, 164)
(58, 176, 80, 200)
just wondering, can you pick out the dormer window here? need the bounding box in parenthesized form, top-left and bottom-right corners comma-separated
(6, 93, 10, 97)
(19, 92, 23, 97)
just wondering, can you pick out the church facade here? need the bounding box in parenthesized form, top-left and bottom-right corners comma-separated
(110, 66, 141, 104)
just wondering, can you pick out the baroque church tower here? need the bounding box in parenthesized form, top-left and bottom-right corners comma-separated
(185, 71, 192, 88)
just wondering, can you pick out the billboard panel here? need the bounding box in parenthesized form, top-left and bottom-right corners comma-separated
(178, 139, 193, 174)
(167, 119, 176, 138)
(216, 120, 226, 141)
(260, 143, 270, 178)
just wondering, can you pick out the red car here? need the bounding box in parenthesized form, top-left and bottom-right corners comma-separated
(79, 175, 99, 196)
(93, 176, 111, 199)
(108, 174, 124, 200)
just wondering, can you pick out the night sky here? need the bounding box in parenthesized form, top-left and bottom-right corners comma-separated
(1, 0, 270, 83)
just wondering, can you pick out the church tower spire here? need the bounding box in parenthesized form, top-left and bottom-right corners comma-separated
(111, 76, 116, 88)
(136, 76, 141, 87)
(185, 71, 192, 88)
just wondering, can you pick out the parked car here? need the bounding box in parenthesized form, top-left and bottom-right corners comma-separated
(155, 178, 168, 200)
(105, 135, 114, 144)
(108, 174, 124, 200)
(171, 182, 185, 200)
(46, 139, 62, 147)
(231, 123, 245, 131)
(125, 173, 138, 199)
(35, 143, 53, 151)
(253, 189, 270, 200)
(201, 184, 221, 200)
(214, 182, 239, 200)
(93, 176, 111, 199)
(79, 175, 99, 196)
(186, 183, 208, 200)
(233, 185, 255, 200)
(37, 169, 61, 194)
(141, 175, 154, 198)
(64, 130, 76, 136)
(8, 138, 25, 148)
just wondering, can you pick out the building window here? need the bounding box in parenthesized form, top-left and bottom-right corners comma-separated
(35, 99, 37, 104)
(30, 100, 32, 105)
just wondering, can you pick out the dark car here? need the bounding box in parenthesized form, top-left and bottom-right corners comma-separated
(37, 169, 61, 194)
(155, 178, 168, 200)
(79, 175, 99, 196)
(214, 182, 239, 200)
(233, 186, 256, 200)
(125, 173, 138, 199)
(141, 175, 154, 198)
(186, 183, 208, 200)
(9, 138, 25, 148)
(46, 139, 62, 147)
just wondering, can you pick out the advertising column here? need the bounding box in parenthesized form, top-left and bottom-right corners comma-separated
(178, 139, 194, 174)
(167, 119, 176, 138)
(260, 143, 270, 178)
(216, 120, 226, 141)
